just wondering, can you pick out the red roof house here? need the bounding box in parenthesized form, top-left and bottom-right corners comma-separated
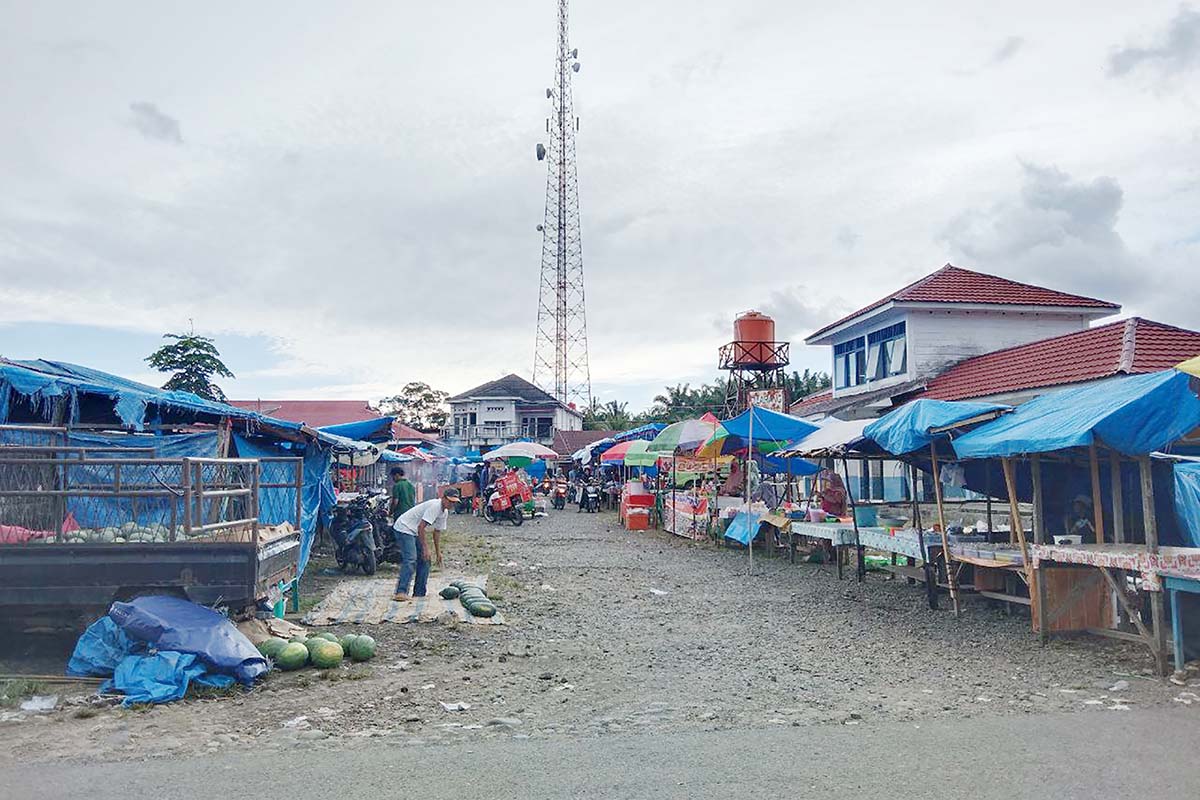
(228, 400, 382, 429)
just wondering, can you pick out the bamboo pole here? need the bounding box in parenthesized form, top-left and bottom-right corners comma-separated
(1089, 442, 1105, 545)
(1031, 455, 1049, 642)
(1001, 457, 1033, 586)
(1140, 456, 1169, 675)
(1109, 451, 1125, 544)
(929, 443, 959, 615)
(842, 457, 865, 582)
(746, 404, 755, 574)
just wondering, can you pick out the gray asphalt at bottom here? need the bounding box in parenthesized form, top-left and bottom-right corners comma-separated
(11, 708, 1198, 800)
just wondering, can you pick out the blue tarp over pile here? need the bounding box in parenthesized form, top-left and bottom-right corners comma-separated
(67, 596, 265, 705)
(953, 370, 1200, 459)
(864, 399, 1009, 455)
(318, 416, 395, 443)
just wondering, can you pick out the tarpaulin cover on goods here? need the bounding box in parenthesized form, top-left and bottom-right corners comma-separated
(108, 595, 267, 683)
(318, 416, 395, 443)
(864, 399, 1009, 456)
(1174, 461, 1200, 548)
(953, 370, 1200, 459)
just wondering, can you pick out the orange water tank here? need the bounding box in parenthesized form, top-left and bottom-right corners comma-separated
(733, 311, 777, 364)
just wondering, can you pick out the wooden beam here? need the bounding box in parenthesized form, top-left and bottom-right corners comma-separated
(1089, 443, 1105, 545)
(929, 444, 959, 615)
(1031, 455, 1049, 642)
(1000, 458, 1033, 587)
(1098, 567, 1153, 645)
(1109, 451, 1125, 544)
(1140, 456, 1169, 676)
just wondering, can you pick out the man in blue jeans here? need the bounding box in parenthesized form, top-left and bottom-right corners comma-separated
(392, 488, 460, 601)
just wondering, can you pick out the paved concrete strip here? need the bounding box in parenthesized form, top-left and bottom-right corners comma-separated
(11, 709, 1198, 800)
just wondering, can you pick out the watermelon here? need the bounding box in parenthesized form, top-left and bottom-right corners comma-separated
(439, 586, 461, 599)
(338, 634, 358, 651)
(289, 636, 307, 645)
(276, 642, 309, 671)
(459, 589, 486, 602)
(346, 634, 376, 662)
(310, 640, 344, 669)
(303, 638, 326, 660)
(257, 637, 288, 659)
(314, 632, 339, 643)
(468, 603, 497, 618)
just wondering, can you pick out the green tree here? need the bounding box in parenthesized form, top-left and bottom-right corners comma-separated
(377, 382, 449, 430)
(145, 332, 235, 401)
(785, 369, 832, 400)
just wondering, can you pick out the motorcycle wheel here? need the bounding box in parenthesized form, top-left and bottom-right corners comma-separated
(510, 509, 524, 527)
(361, 543, 377, 575)
(484, 505, 497, 524)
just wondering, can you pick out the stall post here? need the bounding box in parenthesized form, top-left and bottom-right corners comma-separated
(909, 464, 937, 609)
(1031, 455, 1049, 642)
(841, 457, 866, 582)
(746, 402, 755, 573)
(1000, 457, 1033, 587)
(1089, 443, 1106, 545)
(929, 443, 959, 615)
(1109, 451, 1125, 544)
(1140, 456, 1169, 675)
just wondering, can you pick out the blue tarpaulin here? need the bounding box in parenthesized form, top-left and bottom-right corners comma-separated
(234, 434, 335, 576)
(103, 651, 234, 705)
(108, 595, 267, 683)
(760, 454, 821, 475)
(1175, 461, 1200, 548)
(612, 424, 667, 443)
(864, 399, 1010, 456)
(67, 616, 138, 677)
(318, 416, 395, 443)
(720, 407, 819, 446)
(724, 511, 759, 545)
(953, 370, 1200, 459)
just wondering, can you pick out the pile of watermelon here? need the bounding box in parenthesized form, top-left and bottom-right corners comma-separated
(439, 581, 497, 618)
(256, 631, 377, 672)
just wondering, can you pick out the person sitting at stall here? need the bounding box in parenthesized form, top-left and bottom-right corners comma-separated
(814, 469, 848, 517)
(1065, 495, 1096, 544)
(719, 460, 744, 496)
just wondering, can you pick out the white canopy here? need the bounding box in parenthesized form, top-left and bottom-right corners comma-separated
(484, 441, 559, 461)
(774, 417, 871, 458)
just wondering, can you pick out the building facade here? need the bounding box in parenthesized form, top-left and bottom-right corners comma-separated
(444, 373, 583, 452)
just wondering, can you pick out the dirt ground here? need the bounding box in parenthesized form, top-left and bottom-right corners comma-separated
(3, 507, 1198, 764)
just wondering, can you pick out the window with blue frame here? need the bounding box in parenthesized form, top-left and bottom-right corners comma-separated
(833, 337, 866, 389)
(866, 322, 907, 380)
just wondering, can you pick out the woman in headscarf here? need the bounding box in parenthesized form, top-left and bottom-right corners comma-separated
(815, 469, 848, 517)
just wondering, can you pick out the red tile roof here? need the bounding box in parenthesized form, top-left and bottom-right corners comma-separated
(918, 318, 1200, 402)
(228, 400, 381, 429)
(806, 264, 1120, 341)
(790, 389, 833, 416)
(552, 429, 618, 456)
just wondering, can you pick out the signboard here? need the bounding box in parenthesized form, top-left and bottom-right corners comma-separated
(748, 388, 787, 412)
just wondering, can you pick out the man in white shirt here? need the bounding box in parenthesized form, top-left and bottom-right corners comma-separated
(392, 488, 460, 601)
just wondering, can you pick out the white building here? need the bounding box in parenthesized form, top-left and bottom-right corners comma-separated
(444, 373, 583, 453)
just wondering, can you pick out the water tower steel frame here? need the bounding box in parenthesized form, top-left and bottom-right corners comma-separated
(532, 0, 591, 407)
(718, 332, 790, 415)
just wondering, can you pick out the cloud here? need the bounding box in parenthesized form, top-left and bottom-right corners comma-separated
(1108, 6, 1200, 76)
(939, 162, 1193, 326)
(989, 36, 1025, 65)
(128, 101, 182, 143)
(757, 286, 831, 343)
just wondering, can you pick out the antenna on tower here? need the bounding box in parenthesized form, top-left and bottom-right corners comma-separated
(532, 0, 591, 407)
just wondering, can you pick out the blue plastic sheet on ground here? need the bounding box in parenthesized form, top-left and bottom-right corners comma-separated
(109, 596, 267, 684)
(724, 511, 760, 545)
(863, 398, 1009, 456)
(953, 370, 1200, 459)
(1175, 461, 1200, 548)
(100, 651, 235, 705)
(66, 616, 140, 677)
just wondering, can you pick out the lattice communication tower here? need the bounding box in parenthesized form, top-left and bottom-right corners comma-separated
(532, 0, 591, 407)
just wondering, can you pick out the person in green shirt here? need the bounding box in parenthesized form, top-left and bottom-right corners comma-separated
(389, 467, 416, 520)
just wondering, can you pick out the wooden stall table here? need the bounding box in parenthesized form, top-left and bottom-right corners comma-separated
(1166, 576, 1200, 672)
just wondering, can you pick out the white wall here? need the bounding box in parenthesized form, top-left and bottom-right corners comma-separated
(906, 309, 1089, 378)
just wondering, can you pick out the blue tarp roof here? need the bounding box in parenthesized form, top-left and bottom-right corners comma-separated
(953, 370, 1200, 459)
(720, 407, 818, 445)
(318, 416, 395, 443)
(864, 399, 1010, 456)
(613, 423, 667, 443)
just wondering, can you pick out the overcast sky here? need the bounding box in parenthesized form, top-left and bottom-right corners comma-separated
(1, 1, 1197, 411)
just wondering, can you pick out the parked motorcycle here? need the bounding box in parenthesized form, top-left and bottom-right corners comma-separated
(551, 480, 568, 510)
(330, 495, 378, 574)
(483, 484, 525, 526)
(578, 481, 600, 513)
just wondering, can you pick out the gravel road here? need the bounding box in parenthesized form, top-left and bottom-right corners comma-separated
(2, 507, 1196, 765)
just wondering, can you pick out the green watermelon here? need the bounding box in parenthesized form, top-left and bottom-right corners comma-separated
(276, 642, 309, 671)
(346, 634, 376, 662)
(459, 589, 486, 603)
(314, 632, 339, 643)
(439, 586, 461, 599)
(257, 637, 288, 659)
(303, 638, 325, 660)
(469, 603, 497, 618)
(289, 636, 307, 645)
(338, 634, 358, 651)
(310, 640, 344, 669)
